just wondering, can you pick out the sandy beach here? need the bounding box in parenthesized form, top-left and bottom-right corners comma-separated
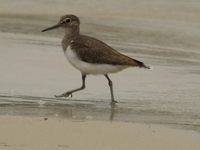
(0, 115, 200, 150)
(0, 0, 200, 149)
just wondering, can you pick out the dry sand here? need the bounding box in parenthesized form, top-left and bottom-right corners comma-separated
(0, 115, 200, 150)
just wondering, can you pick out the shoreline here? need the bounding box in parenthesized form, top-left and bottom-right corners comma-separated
(0, 31, 200, 132)
(0, 115, 200, 150)
(1, 1, 200, 149)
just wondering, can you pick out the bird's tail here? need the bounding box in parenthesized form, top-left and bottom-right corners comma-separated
(139, 63, 151, 69)
(132, 58, 151, 69)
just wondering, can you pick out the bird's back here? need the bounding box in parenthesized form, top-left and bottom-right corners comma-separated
(71, 35, 149, 69)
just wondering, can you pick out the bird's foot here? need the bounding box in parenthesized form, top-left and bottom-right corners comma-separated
(55, 92, 73, 98)
(110, 100, 118, 106)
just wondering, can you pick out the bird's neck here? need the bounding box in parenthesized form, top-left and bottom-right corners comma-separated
(62, 27, 80, 52)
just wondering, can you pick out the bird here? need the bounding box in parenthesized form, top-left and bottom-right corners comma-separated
(42, 14, 150, 104)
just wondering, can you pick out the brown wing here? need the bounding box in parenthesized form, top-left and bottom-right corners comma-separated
(71, 35, 149, 69)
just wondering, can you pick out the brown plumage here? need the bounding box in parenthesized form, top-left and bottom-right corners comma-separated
(71, 35, 149, 69)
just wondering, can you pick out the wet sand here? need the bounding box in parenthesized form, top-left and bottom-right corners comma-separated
(0, 0, 200, 149)
(1, 115, 200, 150)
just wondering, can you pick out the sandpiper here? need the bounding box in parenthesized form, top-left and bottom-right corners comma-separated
(42, 14, 150, 104)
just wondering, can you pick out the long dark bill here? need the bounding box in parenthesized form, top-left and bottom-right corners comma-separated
(41, 24, 59, 32)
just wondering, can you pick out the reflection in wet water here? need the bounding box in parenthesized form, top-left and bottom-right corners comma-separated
(110, 104, 116, 121)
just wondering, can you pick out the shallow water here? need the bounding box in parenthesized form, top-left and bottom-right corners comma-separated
(0, 0, 200, 132)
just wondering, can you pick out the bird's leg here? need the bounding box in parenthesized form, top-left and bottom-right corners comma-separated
(104, 74, 118, 104)
(55, 74, 86, 98)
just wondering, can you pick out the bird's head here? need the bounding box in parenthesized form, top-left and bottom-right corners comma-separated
(42, 14, 80, 32)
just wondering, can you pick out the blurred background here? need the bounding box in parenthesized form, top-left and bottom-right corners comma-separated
(1, 0, 200, 52)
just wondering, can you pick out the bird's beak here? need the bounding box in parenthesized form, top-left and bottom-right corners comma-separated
(41, 24, 60, 32)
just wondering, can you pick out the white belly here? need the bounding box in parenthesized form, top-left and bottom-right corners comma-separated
(65, 45, 128, 75)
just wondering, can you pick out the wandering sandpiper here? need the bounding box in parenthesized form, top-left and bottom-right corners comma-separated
(42, 14, 150, 104)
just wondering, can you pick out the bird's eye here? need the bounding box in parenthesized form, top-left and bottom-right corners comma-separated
(65, 18, 71, 23)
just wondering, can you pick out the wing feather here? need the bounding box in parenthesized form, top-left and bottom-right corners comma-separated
(71, 35, 149, 69)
